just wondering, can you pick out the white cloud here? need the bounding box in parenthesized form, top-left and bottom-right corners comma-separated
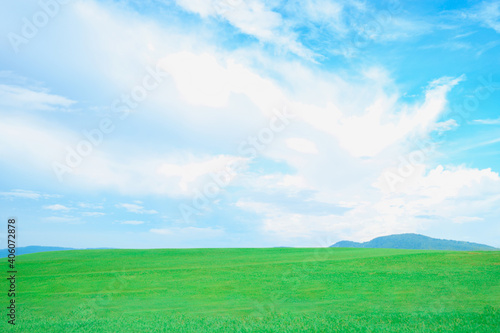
(473, 117, 500, 125)
(115, 203, 157, 214)
(158, 51, 284, 110)
(285, 138, 319, 154)
(235, 164, 500, 245)
(277, 174, 311, 190)
(399, 165, 500, 203)
(460, 137, 500, 153)
(42, 216, 81, 224)
(82, 212, 105, 217)
(156, 155, 248, 195)
(78, 203, 104, 209)
(293, 75, 464, 157)
(243, 173, 313, 195)
(452, 216, 484, 224)
(0, 84, 75, 111)
(364, 17, 433, 42)
(0, 115, 75, 176)
(375, 164, 500, 197)
(370, 165, 500, 233)
(299, 0, 345, 28)
(43, 204, 71, 211)
(0, 2, 464, 206)
(0, 111, 250, 197)
(173, 0, 216, 17)
(468, 1, 500, 33)
(285, 0, 433, 60)
(173, 0, 315, 60)
(236, 199, 349, 242)
(0, 189, 43, 199)
(2, 0, 495, 249)
(150, 226, 225, 238)
(173, 0, 431, 61)
(432, 119, 458, 132)
(121, 220, 145, 225)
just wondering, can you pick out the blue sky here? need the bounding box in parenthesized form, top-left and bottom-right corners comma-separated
(1, 0, 499, 249)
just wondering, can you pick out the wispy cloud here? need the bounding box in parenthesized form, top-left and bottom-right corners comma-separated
(121, 220, 145, 225)
(78, 203, 104, 209)
(421, 41, 472, 51)
(448, 136, 500, 155)
(460, 0, 500, 33)
(0, 71, 44, 89)
(42, 216, 82, 224)
(115, 203, 158, 214)
(283, 0, 433, 59)
(43, 204, 71, 211)
(150, 226, 225, 238)
(0, 84, 75, 111)
(82, 212, 106, 217)
(452, 216, 483, 224)
(453, 31, 476, 39)
(432, 119, 459, 133)
(473, 117, 500, 125)
(0, 189, 57, 199)
(174, 0, 316, 60)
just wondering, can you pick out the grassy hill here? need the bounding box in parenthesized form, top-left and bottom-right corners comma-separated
(330, 233, 498, 250)
(3, 248, 499, 332)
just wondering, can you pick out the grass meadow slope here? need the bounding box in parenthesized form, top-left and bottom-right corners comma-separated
(3, 248, 499, 332)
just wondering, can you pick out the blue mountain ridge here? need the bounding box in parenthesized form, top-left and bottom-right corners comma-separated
(0, 246, 114, 257)
(330, 233, 497, 251)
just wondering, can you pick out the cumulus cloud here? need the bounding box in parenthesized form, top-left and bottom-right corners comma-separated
(371, 165, 500, 230)
(235, 164, 500, 245)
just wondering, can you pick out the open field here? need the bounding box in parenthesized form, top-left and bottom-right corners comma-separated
(3, 248, 499, 332)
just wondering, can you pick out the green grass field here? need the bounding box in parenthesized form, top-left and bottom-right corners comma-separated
(3, 248, 499, 332)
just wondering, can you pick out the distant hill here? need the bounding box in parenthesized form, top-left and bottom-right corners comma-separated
(0, 246, 75, 257)
(330, 233, 498, 251)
